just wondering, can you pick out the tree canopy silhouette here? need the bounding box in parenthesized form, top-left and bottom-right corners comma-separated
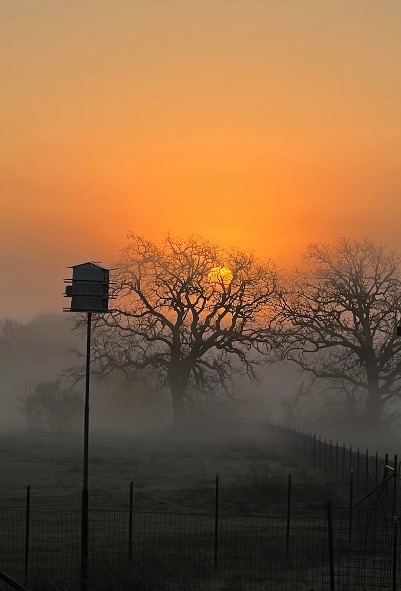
(90, 234, 280, 427)
(281, 238, 401, 428)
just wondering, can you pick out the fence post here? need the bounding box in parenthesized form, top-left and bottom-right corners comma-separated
(342, 444, 346, 481)
(365, 448, 369, 492)
(349, 445, 352, 477)
(319, 436, 322, 469)
(375, 451, 378, 486)
(385, 453, 389, 495)
(393, 516, 398, 591)
(24, 485, 30, 585)
(313, 434, 316, 468)
(214, 474, 219, 569)
(286, 474, 292, 558)
(349, 471, 354, 546)
(307, 432, 310, 461)
(324, 439, 327, 473)
(393, 455, 398, 516)
(357, 448, 360, 494)
(327, 501, 335, 591)
(329, 440, 333, 474)
(128, 481, 133, 561)
(335, 441, 339, 477)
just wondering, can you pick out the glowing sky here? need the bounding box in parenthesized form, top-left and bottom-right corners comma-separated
(1, 0, 401, 319)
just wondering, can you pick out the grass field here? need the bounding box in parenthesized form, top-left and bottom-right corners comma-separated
(0, 428, 322, 500)
(0, 428, 394, 590)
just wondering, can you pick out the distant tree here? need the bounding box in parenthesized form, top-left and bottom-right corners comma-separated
(16, 378, 81, 432)
(280, 238, 401, 428)
(87, 234, 280, 428)
(0, 318, 24, 347)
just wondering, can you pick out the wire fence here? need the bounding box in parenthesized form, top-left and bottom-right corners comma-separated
(266, 421, 400, 500)
(2, 421, 401, 589)
(1, 484, 401, 590)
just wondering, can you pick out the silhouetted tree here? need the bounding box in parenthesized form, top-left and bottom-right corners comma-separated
(89, 234, 280, 428)
(16, 378, 81, 432)
(281, 238, 401, 428)
(0, 318, 24, 348)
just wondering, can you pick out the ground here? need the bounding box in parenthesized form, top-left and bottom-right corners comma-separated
(0, 429, 322, 502)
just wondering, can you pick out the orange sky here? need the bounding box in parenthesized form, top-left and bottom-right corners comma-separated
(1, 0, 401, 320)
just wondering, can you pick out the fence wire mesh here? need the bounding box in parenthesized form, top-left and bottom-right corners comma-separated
(1, 485, 401, 590)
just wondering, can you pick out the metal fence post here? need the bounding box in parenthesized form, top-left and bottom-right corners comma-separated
(335, 441, 338, 477)
(319, 436, 322, 469)
(393, 455, 398, 516)
(128, 481, 133, 561)
(286, 474, 292, 558)
(357, 448, 360, 494)
(365, 448, 369, 492)
(313, 434, 316, 468)
(24, 485, 30, 585)
(214, 474, 219, 569)
(342, 444, 345, 481)
(393, 516, 398, 591)
(385, 453, 389, 495)
(349, 445, 352, 477)
(349, 471, 354, 546)
(327, 501, 335, 591)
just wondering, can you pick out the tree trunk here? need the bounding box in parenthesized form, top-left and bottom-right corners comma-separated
(168, 361, 191, 431)
(366, 363, 383, 429)
(171, 387, 185, 430)
(366, 389, 383, 429)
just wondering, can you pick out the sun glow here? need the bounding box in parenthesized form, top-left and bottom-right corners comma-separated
(207, 266, 233, 287)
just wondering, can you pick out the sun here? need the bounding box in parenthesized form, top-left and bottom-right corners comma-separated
(207, 266, 233, 287)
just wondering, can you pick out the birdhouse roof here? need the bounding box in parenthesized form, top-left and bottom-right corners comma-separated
(67, 261, 109, 271)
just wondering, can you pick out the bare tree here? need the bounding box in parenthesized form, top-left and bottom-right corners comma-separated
(0, 318, 24, 347)
(16, 378, 81, 432)
(281, 238, 401, 428)
(88, 234, 280, 428)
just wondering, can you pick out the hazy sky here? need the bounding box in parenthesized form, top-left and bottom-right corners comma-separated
(1, 0, 401, 319)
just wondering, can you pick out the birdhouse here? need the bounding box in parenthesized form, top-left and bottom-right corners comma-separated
(64, 262, 110, 312)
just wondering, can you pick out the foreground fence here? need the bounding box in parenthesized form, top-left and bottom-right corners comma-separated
(1, 484, 401, 590)
(2, 421, 401, 590)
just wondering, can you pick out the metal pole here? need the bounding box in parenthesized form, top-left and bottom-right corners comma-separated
(129, 481, 133, 561)
(214, 474, 219, 569)
(335, 441, 338, 477)
(393, 516, 398, 591)
(319, 436, 321, 469)
(327, 501, 335, 591)
(386, 453, 389, 495)
(349, 471, 354, 545)
(357, 448, 360, 494)
(286, 474, 292, 558)
(393, 455, 398, 517)
(81, 312, 92, 590)
(342, 444, 345, 481)
(349, 445, 352, 477)
(313, 434, 316, 468)
(24, 485, 30, 585)
(365, 448, 369, 492)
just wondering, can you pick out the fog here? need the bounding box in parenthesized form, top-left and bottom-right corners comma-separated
(1, 313, 400, 458)
(0, 313, 297, 434)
